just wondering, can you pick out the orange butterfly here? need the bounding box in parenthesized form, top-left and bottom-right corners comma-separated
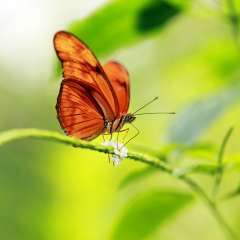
(54, 31, 136, 141)
(54, 31, 174, 142)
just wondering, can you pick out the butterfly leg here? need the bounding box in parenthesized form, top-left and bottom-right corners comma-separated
(116, 130, 121, 149)
(102, 135, 111, 164)
(102, 133, 106, 142)
(121, 128, 130, 144)
(109, 133, 114, 165)
(122, 123, 139, 147)
(114, 128, 129, 148)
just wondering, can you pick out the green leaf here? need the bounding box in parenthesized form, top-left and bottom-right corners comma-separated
(69, 0, 186, 56)
(167, 87, 240, 145)
(54, 0, 189, 78)
(172, 163, 218, 177)
(111, 189, 193, 240)
(223, 185, 240, 200)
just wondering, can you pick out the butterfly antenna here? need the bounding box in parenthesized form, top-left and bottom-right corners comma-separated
(134, 112, 175, 116)
(132, 97, 159, 115)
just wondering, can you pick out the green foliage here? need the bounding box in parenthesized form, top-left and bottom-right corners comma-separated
(69, 0, 188, 56)
(224, 184, 240, 200)
(2, 0, 240, 239)
(111, 190, 193, 240)
(0, 127, 237, 239)
(54, 0, 189, 78)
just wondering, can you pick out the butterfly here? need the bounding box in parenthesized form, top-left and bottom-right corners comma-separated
(54, 31, 137, 141)
(54, 31, 174, 142)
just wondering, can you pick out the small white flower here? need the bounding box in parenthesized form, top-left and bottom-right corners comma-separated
(114, 146, 128, 158)
(102, 140, 128, 165)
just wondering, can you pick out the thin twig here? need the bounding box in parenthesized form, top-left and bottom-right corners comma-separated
(0, 128, 171, 172)
(212, 126, 234, 197)
(181, 175, 237, 240)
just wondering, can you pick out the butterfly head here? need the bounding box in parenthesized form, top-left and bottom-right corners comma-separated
(124, 113, 136, 124)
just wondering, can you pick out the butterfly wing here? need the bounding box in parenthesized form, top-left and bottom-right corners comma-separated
(54, 31, 119, 121)
(56, 80, 105, 140)
(103, 61, 130, 115)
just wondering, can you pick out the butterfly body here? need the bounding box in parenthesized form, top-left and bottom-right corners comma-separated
(104, 114, 136, 134)
(54, 31, 131, 141)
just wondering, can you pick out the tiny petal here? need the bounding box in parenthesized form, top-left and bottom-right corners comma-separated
(116, 142, 124, 148)
(102, 141, 111, 146)
(114, 148, 121, 156)
(120, 148, 128, 158)
(111, 155, 121, 165)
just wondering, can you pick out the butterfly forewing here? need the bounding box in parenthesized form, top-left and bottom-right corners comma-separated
(54, 31, 119, 121)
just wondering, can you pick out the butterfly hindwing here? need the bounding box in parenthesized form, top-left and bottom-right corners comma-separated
(56, 80, 104, 140)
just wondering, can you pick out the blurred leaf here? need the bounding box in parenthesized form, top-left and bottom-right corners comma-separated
(167, 86, 240, 145)
(69, 0, 187, 56)
(54, 0, 189, 78)
(172, 163, 217, 177)
(223, 185, 240, 200)
(119, 167, 158, 189)
(165, 142, 216, 159)
(204, 43, 240, 80)
(190, 163, 217, 175)
(111, 189, 193, 240)
(183, 142, 216, 155)
(225, 0, 240, 48)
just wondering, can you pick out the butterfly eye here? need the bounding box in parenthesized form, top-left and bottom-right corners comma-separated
(125, 114, 135, 123)
(104, 121, 111, 129)
(129, 116, 136, 123)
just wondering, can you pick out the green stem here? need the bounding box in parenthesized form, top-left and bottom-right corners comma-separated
(0, 128, 237, 240)
(0, 128, 171, 171)
(181, 175, 237, 240)
(213, 126, 234, 197)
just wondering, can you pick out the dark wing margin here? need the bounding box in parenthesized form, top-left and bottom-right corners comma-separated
(103, 61, 130, 115)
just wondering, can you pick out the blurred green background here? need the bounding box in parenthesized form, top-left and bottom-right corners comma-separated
(1, 0, 240, 239)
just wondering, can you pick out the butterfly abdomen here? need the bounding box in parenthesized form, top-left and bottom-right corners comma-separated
(105, 114, 136, 134)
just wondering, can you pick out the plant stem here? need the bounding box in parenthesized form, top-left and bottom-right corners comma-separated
(213, 126, 234, 197)
(180, 175, 237, 240)
(0, 128, 172, 172)
(0, 128, 237, 239)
